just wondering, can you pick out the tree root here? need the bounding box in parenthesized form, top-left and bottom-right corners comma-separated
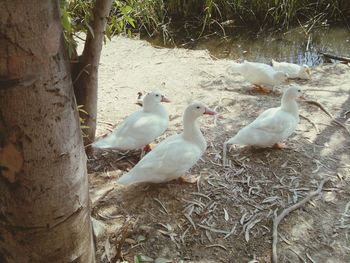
(272, 177, 330, 263)
(305, 100, 350, 136)
(318, 51, 350, 63)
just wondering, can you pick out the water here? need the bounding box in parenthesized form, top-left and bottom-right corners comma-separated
(144, 27, 350, 66)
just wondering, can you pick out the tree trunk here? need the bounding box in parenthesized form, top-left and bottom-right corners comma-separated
(74, 0, 113, 144)
(0, 1, 95, 262)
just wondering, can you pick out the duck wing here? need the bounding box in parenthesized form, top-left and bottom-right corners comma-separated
(272, 61, 299, 75)
(93, 110, 168, 150)
(117, 135, 202, 185)
(228, 108, 297, 146)
(243, 62, 276, 85)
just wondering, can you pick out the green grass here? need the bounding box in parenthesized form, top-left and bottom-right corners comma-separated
(165, 0, 350, 33)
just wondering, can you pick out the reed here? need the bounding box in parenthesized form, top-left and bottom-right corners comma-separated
(64, 0, 350, 41)
(165, 0, 349, 32)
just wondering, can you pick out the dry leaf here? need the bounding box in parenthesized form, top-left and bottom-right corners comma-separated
(224, 208, 229, 221)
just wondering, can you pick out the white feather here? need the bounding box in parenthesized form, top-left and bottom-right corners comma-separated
(117, 102, 214, 185)
(93, 91, 169, 150)
(223, 85, 303, 165)
(228, 60, 288, 87)
(272, 59, 311, 79)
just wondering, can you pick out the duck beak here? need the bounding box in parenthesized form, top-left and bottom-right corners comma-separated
(299, 95, 306, 100)
(161, 95, 170, 103)
(306, 68, 311, 76)
(204, 108, 217, 115)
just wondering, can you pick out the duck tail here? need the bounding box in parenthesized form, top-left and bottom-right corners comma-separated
(92, 134, 117, 149)
(227, 61, 243, 75)
(116, 172, 136, 185)
(226, 135, 239, 145)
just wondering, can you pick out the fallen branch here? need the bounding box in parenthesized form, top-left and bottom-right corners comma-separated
(272, 177, 330, 263)
(305, 100, 350, 135)
(112, 217, 136, 262)
(98, 120, 115, 126)
(305, 100, 333, 119)
(318, 51, 350, 63)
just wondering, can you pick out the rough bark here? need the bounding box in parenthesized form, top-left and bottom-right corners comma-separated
(74, 0, 113, 144)
(0, 1, 95, 262)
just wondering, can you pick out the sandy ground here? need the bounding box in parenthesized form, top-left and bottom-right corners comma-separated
(87, 36, 350, 263)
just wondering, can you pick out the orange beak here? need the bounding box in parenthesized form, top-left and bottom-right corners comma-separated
(299, 95, 306, 100)
(161, 95, 170, 103)
(204, 108, 217, 115)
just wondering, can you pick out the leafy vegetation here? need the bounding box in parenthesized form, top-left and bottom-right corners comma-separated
(60, 0, 173, 53)
(197, 0, 350, 33)
(165, 0, 350, 38)
(60, 0, 350, 49)
(77, 105, 89, 138)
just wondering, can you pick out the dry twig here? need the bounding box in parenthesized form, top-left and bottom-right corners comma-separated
(289, 247, 308, 263)
(197, 224, 231, 235)
(272, 177, 329, 263)
(153, 198, 169, 215)
(112, 217, 135, 262)
(306, 252, 316, 263)
(299, 114, 319, 133)
(318, 51, 350, 63)
(205, 244, 228, 251)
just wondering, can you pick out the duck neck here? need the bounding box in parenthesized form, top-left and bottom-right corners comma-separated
(143, 103, 162, 114)
(183, 115, 203, 141)
(281, 96, 299, 117)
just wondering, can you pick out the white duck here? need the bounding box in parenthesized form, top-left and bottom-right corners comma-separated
(272, 59, 311, 79)
(223, 85, 304, 166)
(228, 60, 288, 92)
(117, 102, 216, 185)
(92, 91, 170, 152)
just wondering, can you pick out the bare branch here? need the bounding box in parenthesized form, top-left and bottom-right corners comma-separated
(272, 177, 330, 263)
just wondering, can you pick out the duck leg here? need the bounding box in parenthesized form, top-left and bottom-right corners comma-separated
(253, 85, 272, 94)
(176, 176, 199, 184)
(140, 144, 155, 159)
(223, 142, 237, 166)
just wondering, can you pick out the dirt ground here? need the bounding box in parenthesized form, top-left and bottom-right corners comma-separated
(86, 36, 350, 263)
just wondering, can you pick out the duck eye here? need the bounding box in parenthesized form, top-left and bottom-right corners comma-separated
(155, 94, 159, 97)
(298, 89, 301, 92)
(196, 106, 200, 109)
